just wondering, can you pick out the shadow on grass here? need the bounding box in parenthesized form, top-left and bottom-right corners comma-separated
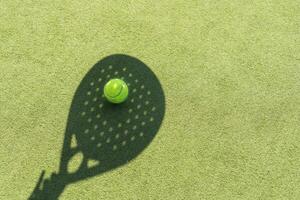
(29, 54, 165, 200)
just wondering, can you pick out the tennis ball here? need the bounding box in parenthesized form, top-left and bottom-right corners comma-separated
(104, 79, 129, 104)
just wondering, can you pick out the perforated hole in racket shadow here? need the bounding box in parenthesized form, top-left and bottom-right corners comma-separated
(28, 54, 165, 200)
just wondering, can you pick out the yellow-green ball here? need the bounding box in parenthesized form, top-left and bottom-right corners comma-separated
(104, 79, 129, 104)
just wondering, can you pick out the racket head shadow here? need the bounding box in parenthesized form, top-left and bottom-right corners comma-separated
(29, 54, 165, 200)
(62, 54, 165, 180)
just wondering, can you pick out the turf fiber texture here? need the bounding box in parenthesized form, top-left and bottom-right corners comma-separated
(0, 0, 300, 199)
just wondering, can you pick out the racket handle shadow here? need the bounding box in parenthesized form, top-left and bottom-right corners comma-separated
(28, 171, 67, 200)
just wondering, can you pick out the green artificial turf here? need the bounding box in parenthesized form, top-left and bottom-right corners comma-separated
(1, 0, 300, 199)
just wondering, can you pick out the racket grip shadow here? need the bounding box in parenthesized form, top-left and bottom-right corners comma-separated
(28, 171, 67, 200)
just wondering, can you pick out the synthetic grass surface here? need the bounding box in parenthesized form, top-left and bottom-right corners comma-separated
(1, 0, 300, 199)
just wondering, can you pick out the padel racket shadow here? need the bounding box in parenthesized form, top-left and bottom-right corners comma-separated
(29, 54, 165, 199)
